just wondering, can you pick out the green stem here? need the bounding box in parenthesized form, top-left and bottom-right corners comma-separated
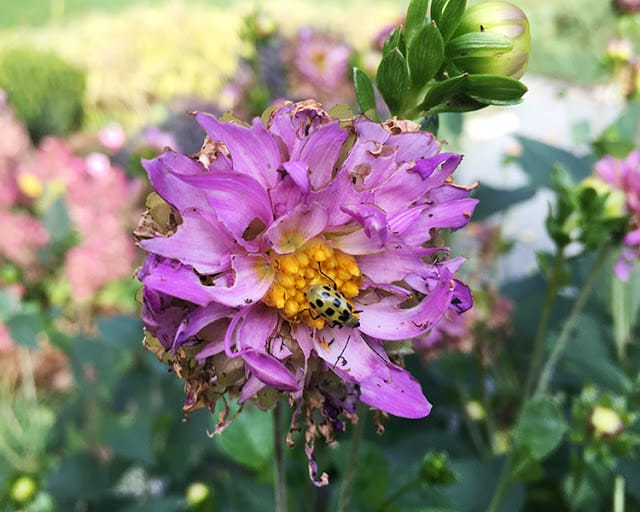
(614, 475, 625, 512)
(535, 246, 609, 396)
(486, 457, 512, 512)
(523, 250, 565, 399)
(377, 478, 422, 512)
(337, 406, 367, 512)
(273, 401, 288, 512)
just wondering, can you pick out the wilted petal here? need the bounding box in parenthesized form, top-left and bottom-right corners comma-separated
(359, 246, 441, 283)
(174, 301, 232, 349)
(340, 203, 388, 246)
(196, 113, 281, 189)
(388, 131, 439, 162)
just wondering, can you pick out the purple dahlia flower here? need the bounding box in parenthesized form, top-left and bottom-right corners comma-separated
(135, 100, 476, 483)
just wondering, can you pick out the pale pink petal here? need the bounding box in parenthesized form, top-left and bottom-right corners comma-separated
(265, 202, 329, 253)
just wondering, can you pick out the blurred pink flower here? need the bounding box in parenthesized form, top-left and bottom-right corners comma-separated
(0, 211, 50, 279)
(98, 122, 126, 153)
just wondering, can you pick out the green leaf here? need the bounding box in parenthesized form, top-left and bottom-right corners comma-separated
(96, 314, 143, 349)
(421, 73, 468, 112)
(612, 265, 640, 359)
(42, 196, 74, 245)
(46, 453, 114, 500)
(465, 74, 527, 104)
(408, 22, 445, 90)
(512, 136, 592, 188)
(513, 396, 568, 461)
(592, 101, 640, 158)
(215, 406, 273, 471)
(102, 412, 154, 465)
(471, 184, 536, 220)
(405, 0, 429, 42)
(376, 48, 409, 115)
(432, 0, 466, 43)
(333, 441, 389, 508)
(352, 67, 377, 118)
(383, 27, 404, 56)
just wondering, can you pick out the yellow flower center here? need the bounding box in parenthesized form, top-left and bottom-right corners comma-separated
(263, 239, 362, 329)
(17, 173, 43, 199)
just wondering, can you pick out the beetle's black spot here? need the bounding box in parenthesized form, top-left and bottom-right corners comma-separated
(322, 285, 331, 291)
(332, 298, 341, 307)
(315, 299, 324, 308)
(321, 291, 331, 299)
(325, 307, 335, 317)
(346, 303, 353, 312)
(339, 311, 350, 321)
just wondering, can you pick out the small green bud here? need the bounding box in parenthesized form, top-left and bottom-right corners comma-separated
(449, 1, 531, 79)
(578, 177, 626, 218)
(10, 475, 37, 504)
(419, 452, 457, 486)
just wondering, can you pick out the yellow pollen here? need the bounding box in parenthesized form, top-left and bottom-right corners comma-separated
(17, 173, 43, 199)
(262, 239, 363, 328)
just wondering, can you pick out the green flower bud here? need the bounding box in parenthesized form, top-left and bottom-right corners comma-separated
(578, 177, 626, 218)
(448, 1, 531, 79)
(186, 481, 214, 511)
(590, 405, 624, 438)
(419, 452, 457, 486)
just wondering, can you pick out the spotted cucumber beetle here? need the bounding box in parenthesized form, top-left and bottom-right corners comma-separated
(305, 265, 361, 328)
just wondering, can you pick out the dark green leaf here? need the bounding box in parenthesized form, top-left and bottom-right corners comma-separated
(0, 287, 21, 319)
(471, 184, 536, 220)
(408, 22, 445, 90)
(513, 396, 568, 461)
(405, 0, 429, 42)
(433, 0, 466, 43)
(513, 136, 592, 188)
(352, 67, 377, 118)
(421, 73, 468, 112)
(215, 406, 273, 471)
(376, 48, 409, 115)
(333, 441, 389, 508)
(121, 497, 186, 512)
(466, 74, 527, 104)
(102, 412, 154, 465)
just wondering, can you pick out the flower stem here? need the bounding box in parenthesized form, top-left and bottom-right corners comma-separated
(377, 478, 421, 511)
(535, 246, 609, 396)
(614, 474, 625, 512)
(522, 249, 564, 399)
(273, 400, 288, 512)
(337, 406, 367, 512)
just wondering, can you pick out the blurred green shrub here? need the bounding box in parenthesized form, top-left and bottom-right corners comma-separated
(0, 48, 85, 142)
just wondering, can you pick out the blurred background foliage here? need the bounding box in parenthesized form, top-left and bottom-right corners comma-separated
(0, 0, 639, 511)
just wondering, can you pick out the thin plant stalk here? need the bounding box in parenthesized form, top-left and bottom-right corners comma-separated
(273, 400, 288, 512)
(336, 406, 367, 512)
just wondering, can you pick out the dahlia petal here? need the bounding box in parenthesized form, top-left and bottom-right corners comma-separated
(340, 140, 398, 190)
(340, 203, 388, 246)
(358, 246, 439, 283)
(206, 254, 274, 308)
(291, 120, 348, 190)
(389, 198, 478, 245)
(358, 364, 432, 418)
(451, 279, 473, 314)
(243, 350, 299, 391)
(140, 209, 233, 274)
(177, 170, 273, 250)
(388, 131, 439, 162)
(142, 151, 211, 212)
(236, 303, 280, 352)
(174, 301, 232, 349)
(282, 160, 310, 193)
(310, 171, 361, 227)
(428, 183, 476, 203)
(624, 228, 640, 245)
(291, 323, 315, 360)
(141, 257, 216, 307)
(330, 228, 386, 255)
(353, 117, 389, 143)
(195, 340, 225, 363)
(265, 202, 329, 254)
(411, 153, 463, 184)
(313, 328, 387, 382)
(358, 271, 455, 340)
(195, 113, 281, 189)
(239, 375, 267, 403)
